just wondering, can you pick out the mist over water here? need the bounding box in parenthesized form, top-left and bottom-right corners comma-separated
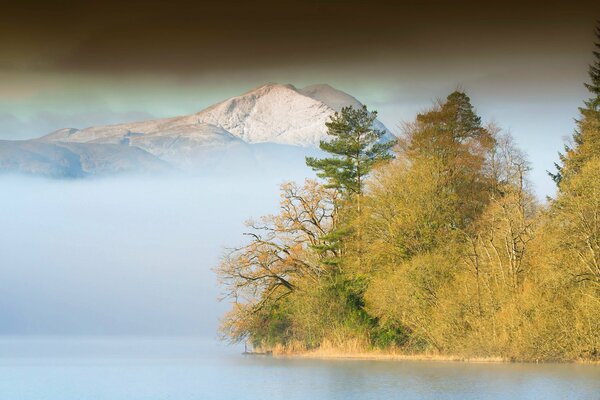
(1, 161, 599, 400)
(0, 168, 311, 336)
(1, 147, 598, 400)
(0, 336, 598, 400)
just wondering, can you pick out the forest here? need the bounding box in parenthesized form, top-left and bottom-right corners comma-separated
(216, 29, 600, 362)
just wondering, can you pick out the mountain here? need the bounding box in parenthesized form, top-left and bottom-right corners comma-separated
(1, 83, 391, 177)
(0, 140, 171, 178)
(299, 84, 363, 111)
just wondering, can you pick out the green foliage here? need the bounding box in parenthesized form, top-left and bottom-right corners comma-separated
(306, 105, 393, 197)
(309, 223, 351, 269)
(249, 303, 293, 348)
(370, 323, 410, 349)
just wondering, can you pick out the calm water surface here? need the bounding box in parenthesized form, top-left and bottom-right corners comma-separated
(0, 337, 598, 400)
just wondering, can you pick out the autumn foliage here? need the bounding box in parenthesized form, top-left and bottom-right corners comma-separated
(216, 30, 600, 361)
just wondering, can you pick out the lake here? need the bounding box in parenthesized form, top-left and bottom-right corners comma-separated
(0, 337, 598, 400)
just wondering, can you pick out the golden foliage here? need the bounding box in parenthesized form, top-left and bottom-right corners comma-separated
(216, 92, 600, 361)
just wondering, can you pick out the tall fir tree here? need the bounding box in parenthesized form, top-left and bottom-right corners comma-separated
(306, 105, 394, 202)
(403, 91, 495, 228)
(551, 22, 600, 186)
(306, 105, 394, 268)
(407, 91, 491, 160)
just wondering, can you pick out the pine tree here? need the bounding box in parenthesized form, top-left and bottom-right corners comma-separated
(407, 91, 491, 160)
(584, 23, 600, 110)
(551, 22, 600, 185)
(306, 105, 394, 268)
(402, 91, 495, 228)
(306, 105, 394, 202)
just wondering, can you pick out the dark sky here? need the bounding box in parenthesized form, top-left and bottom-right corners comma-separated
(1, 0, 599, 197)
(2, 0, 599, 75)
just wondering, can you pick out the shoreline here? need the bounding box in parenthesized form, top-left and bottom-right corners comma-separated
(274, 351, 508, 363)
(265, 350, 600, 364)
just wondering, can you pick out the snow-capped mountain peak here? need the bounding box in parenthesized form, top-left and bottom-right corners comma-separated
(2, 83, 391, 177)
(196, 83, 336, 146)
(41, 82, 389, 151)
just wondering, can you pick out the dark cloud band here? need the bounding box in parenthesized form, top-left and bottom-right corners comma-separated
(2, 0, 599, 75)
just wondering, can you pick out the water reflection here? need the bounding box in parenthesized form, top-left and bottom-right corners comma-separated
(0, 337, 597, 400)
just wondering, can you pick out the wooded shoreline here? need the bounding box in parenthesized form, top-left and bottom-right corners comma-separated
(244, 338, 600, 363)
(218, 26, 600, 363)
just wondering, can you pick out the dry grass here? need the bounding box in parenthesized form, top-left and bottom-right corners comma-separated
(271, 340, 600, 363)
(253, 337, 600, 364)
(279, 350, 507, 363)
(254, 339, 600, 363)
(267, 339, 507, 362)
(274, 348, 600, 363)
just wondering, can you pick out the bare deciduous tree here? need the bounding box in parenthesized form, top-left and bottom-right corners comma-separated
(216, 180, 340, 342)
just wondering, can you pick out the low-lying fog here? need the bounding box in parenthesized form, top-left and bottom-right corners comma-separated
(0, 168, 312, 337)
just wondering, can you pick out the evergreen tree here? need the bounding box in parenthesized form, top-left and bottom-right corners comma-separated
(551, 23, 600, 185)
(306, 105, 394, 202)
(403, 91, 495, 229)
(407, 91, 491, 161)
(306, 105, 394, 289)
(584, 23, 600, 110)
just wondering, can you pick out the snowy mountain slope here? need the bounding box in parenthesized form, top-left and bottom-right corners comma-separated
(42, 83, 390, 149)
(196, 83, 334, 146)
(2, 83, 392, 177)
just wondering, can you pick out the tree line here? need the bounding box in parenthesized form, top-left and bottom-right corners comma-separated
(216, 27, 600, 361)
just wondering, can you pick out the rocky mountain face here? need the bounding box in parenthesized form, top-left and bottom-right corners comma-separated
(0, 83, 390, 177)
